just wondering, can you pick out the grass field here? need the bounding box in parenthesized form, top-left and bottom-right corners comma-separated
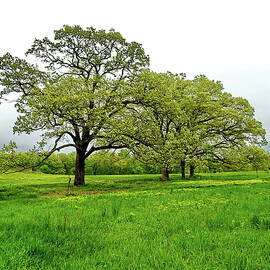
(1, 171, 270, 269)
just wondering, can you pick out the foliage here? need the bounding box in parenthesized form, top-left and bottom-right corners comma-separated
(0, 147, 268, 176)
(0, 25, 149, 185)
(38, 154, 66, 174)
(85, 150, 161, 175)
(219, 146, 270, 172)
(0, 25, 267, 183)
(118, 71, 266, 179)
(172, 75, 266, 176)
(0, 141, 39, 172)
(117, 71, 186, 177)
(0, 150, 161, 175)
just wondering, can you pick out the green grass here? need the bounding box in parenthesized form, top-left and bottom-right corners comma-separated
(1, 171, 270, 269)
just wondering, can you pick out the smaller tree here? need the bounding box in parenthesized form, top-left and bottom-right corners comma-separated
(243, 146, 269, 174)
(58, 153, 76, 175)
(38, 154, 66, 174)
(172, 75, 267, 178)
(119, 71, 187, 180)
(121, 72, 267, 180)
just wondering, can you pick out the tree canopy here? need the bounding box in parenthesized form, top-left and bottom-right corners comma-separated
(117, 71, 266, 180)
(0, 25, 149, 185)
(0, 25, 267, 183)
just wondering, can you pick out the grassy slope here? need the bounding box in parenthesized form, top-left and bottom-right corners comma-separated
(1, 171, 270, 269)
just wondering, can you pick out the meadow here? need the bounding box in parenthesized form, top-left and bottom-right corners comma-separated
(1, 171, 270, 269)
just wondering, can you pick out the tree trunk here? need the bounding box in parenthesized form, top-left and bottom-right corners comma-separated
(74, 149, 86, 186)
(180, 159, 186, 179)
(190, 165, 195, 177)
(161, 167, 170, 181)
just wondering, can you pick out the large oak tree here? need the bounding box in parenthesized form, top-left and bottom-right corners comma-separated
(0, 25, 149, 185)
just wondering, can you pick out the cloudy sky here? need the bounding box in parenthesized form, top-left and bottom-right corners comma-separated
(0, 0, 270, 151)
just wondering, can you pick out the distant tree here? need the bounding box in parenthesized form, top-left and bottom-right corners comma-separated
(0, 141, 18, 172)
(58, 153, 75, 175)
(244, 146, 269, 173)
(38, 154, 66, 174)
(172, 75, 267, 178)
(0, 25, 149, 185)
(85, 150, 143, 175)
(0, 141, 37, 172)
(120, 72, 266, 180)
(86, 151, 117, 175)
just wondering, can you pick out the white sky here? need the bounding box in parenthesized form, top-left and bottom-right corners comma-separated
(0, 0, 270, 150)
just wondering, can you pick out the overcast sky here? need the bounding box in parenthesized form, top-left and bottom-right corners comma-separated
(0, 0, 270, 151)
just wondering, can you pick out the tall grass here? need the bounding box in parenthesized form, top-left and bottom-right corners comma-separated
(1, 172, 270, 269)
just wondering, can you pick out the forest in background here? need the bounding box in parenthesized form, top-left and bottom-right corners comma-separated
(1, 147, 269, 176)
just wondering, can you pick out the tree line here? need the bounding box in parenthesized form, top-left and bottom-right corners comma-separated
(0, 147, 268, 176)
(0, 25, 267, 185)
